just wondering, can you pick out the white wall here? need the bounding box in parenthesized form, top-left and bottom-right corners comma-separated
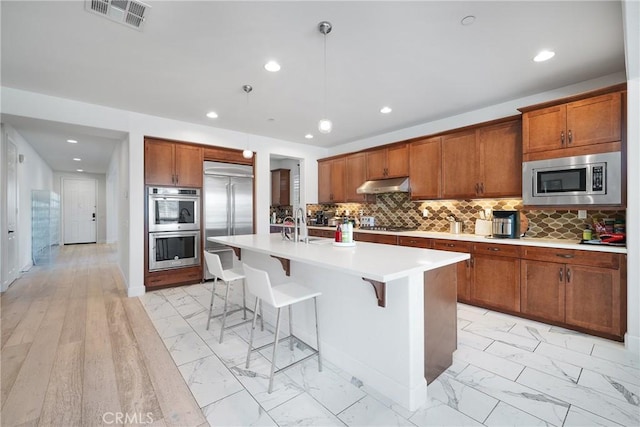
(2, 123, 54, 273)
(53, 171, 107, 244)
(106, 136, 130, 285)
(622, 0, 639, 353)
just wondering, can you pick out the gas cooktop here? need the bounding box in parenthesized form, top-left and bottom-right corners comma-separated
(359, 226, 417, 232)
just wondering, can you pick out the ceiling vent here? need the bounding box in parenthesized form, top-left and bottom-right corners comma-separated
(85, 0, 150, 30)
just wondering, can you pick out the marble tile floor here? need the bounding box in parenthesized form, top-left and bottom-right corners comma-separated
(140, 282, 639, 426)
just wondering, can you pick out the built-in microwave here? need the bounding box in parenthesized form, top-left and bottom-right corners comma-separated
(148, 187, 200, 232)
(522, 152, 621, 206)
(149, 230, 200, 271)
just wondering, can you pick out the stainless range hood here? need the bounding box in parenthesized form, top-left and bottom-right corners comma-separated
(356, 177, 410, 194)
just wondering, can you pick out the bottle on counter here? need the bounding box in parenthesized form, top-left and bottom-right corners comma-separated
(342, 222, 351, 243)
(335, 224, 342, 242)
(582, 224, 592, 241)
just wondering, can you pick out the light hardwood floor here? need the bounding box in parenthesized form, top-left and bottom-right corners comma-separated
(1, 244, 207, 426)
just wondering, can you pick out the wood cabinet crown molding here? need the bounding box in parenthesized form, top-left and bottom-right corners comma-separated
(517, 83, 626, 113)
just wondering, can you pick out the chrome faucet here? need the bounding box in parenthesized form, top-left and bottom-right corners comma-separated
(294, 207, 308, 243)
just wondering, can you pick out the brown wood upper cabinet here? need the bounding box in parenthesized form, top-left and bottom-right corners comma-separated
(271, 169, 290, 206)
(318, 157, 346, 203)
(366, 144, 409, 180)
(522, 92, 622, 160)
(145, 138, 203, 187)
(345, 153, 371, 203)
(441, 119, 521, 199)
(409, 137, 441, 200)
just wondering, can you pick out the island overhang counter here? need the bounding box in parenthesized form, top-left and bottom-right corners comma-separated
(208, 234, 469, 411)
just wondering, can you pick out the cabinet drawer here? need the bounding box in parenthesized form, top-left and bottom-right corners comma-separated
(145, 266, 202, 289)
(398, 236, 433, 249)
(522, 246, 619, 269)
(473, 242, 521, 258)
(433, 239, 472, 253)
(353, 232, 398, 245)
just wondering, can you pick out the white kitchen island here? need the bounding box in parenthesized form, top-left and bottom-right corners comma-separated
(208, 234, 469, 411)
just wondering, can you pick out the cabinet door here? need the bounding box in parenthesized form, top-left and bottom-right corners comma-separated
(478, 120, 522, 197)
(471, 255, 520, 312)
(145, 140, 175, 186)
(330, 158, 346, 202)
(271, 169, 290, 206)
(345, 153, 369, 202)
(409, 137, 441, 200)
(520, 260, 565, 322)
(318, 160, 332, 203)
(366, 149, 387, 180)
(566, 92, 621, 148)
(174, 144, 203, 187)
(565, 264, 622, 336)
(523, 105, 566, 154)
(441, 130, 477, 199)
(386, 144, 409, 178)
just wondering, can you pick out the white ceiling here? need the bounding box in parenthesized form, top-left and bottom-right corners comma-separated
(1, 1, 625, 173)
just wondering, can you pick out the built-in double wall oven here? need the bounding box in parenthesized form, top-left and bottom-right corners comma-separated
(148, 187, 201, 271)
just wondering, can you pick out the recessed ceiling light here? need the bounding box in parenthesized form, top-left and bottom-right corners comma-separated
(264, 61, 281, 72)
(67, 139, 78, 143)
(73, 158, 81, 161)
(206, 111, 218, 119)
(534, 50, 555, 62)
(461, 15, 476, 26)
(305, 134, 314, 139)
(76, 169, 84, 172)
(380, 106, 392, 114)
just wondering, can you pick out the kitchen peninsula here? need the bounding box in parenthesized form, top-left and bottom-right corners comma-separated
(208, 234, 469, 411)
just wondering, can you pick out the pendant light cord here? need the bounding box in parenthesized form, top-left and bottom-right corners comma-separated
(323, 30, 327, 118)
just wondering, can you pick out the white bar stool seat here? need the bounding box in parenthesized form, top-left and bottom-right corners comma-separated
(243, 263, 322, 393)
(204, 251, 262, 343)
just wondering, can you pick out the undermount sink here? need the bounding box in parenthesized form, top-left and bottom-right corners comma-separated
(306, 237, 333, 245)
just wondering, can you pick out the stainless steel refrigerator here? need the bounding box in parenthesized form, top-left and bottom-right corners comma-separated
(203, 161, 253, 275)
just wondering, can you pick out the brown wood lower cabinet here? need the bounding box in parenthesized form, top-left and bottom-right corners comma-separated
(521, 246, 626, 340)
(145, 265, 202, 290)
(308, 228, 335, 239)
(433, 240, 472, 303)
(353, 232, 398, 245)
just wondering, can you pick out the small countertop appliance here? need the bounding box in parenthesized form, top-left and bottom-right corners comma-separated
(492, 210, 520, 239)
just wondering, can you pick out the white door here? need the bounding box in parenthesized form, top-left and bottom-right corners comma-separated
(63, 178, 97, 244)
(3, 140, 19, 289)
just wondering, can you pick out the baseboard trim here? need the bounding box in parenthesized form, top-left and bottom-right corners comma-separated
(625, 332, 640, 354)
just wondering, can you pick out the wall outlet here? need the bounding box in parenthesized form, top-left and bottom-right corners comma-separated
(422, 209, 430, 218)
(578, 209, 587, 219)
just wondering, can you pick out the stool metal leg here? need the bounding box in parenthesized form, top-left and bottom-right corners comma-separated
(260, 300, 264, 331)
(288, 305, 294, 351)
(219, 279, 232, 343)
(314, 296, 322, 372)
(242, 279, 248, 320)
(269, 307, 283, 393)
(206, 277, 218, 330)
(245, 297, 260, 369)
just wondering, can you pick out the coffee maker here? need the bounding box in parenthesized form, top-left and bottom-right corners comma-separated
(315, 211, 326, 226)
(492, 210, 520, 239)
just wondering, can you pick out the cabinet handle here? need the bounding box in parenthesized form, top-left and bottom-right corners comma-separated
(480, 182, 484, 194)
(175, 174, 179, 184)
(488, 247, 500, 252)
(475, 183, 479, 194)
(446, 243, 455, 248)
(566, 268, 571, 283)
(568, 130, 573, 144)
(561, 131, 565, 146)
(559, 267, 564, 282)
(470, 257, 474, 267)
(555, 253, 574, 259)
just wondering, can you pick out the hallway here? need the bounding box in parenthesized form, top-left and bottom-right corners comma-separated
(0, 244, 206, 426)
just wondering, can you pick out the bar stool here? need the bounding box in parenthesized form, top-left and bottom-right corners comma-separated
(243, 263, 322, 393)
(203, 251, 262, 343)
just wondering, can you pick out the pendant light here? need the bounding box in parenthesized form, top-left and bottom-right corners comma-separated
(242, 84, 254, 159)
(318, 21, 332, 134)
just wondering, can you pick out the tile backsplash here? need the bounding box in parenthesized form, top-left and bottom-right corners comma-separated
(307, 193, 625, 240)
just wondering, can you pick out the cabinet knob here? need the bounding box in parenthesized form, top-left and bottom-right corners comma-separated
(568, 130, 573, 144)
(561, 131, 565, 146)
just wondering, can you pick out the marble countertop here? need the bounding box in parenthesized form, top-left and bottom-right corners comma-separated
(208, 234, 469, 283)
(307, 226, 627, 254)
